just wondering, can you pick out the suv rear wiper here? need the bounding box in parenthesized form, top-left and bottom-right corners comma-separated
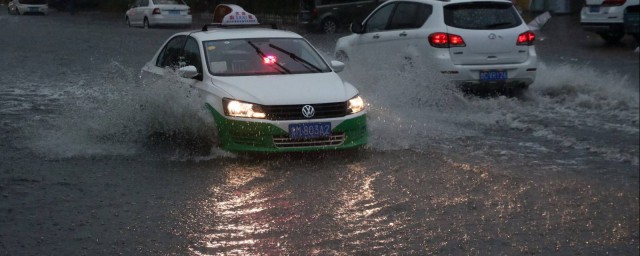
(485, 22, 512, 28)
(268, 43, 323, 73)
(247, 41, 290, 74)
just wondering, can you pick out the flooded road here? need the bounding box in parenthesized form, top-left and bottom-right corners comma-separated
(1, 9, 638, 255)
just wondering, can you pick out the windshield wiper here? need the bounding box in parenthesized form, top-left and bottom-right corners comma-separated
(268, 43, 323, 73)
(485, 22, 512, 28)
(247, 41, 290, 74)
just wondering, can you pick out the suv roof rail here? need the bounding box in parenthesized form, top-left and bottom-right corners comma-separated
(201, 23, 278, 31)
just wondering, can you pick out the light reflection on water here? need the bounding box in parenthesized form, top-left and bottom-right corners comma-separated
(188, 165, 292, 255)
(185, 160, 411, 255)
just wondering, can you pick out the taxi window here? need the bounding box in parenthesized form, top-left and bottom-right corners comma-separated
(156, 35, 186, 68)
(183, 37, 203, 80)
(444, 2, 522, 30)
(203, 38, 331, 76)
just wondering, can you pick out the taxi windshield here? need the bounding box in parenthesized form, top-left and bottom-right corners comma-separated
(203, 38, 331, 76)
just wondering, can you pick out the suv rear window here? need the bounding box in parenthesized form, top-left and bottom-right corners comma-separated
(444, 2, 522, 30)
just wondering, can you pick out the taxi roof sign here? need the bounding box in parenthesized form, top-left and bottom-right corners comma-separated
(212, 4, 259, 25)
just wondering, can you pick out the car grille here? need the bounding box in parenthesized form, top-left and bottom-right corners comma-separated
(262, 102, 349, 120)
(273, 133, 345, 148)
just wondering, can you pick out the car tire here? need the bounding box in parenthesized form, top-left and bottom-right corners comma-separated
(143, 18, 150, 29)
(321, 18, 337, 34)
(598, 31, 624, 44)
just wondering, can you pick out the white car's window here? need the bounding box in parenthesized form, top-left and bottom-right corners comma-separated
(183, 37, 203, 80)
(388, 2, 432, 30)
(153, 0, 184, 5)
(19, 0, 47, 3)
(444, 2, 522, 30)
(365, 3, 395, 32)
(141, 0, 149, 7)
(156, 35, 186, 68)
(203, 38, 331, 76)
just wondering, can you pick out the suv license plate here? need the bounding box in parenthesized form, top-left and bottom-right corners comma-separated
(589, 6, 600, 13)
(479, 70, 508, 81)
(289, 122, 331, 139)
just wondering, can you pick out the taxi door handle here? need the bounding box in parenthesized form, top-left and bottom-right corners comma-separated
(373, 34, 380, 39)
(399, 32, 407, 37)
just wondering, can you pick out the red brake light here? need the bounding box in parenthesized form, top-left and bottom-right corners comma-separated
(152, 8, 161, 15)
(602, 0, 626, 6)
(428, 33, 466, 48)
(517, 31, 536, 45)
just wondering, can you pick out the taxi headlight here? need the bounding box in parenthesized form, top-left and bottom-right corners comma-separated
(223, 98, 266, 119)
(348, 95, 365, 114)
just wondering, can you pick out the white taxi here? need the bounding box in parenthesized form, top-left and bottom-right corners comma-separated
(142, 5, 368, 152)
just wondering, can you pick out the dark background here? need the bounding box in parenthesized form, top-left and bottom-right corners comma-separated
(38, 0, 300, 14)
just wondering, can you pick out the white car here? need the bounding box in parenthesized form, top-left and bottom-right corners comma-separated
(125, 0, 192, 28)
(141, 5, 368, 152)
(334, 0, 537, 94)
(8, 0, 48, 15)
(580, 0, 640, 43)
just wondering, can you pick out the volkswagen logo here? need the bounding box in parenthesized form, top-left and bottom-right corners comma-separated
(301, 105, 315, 118)
(488, 33, 497, 39)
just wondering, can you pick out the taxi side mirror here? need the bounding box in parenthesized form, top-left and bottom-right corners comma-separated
(350, 22, 364, 34)
(178, 65, 199, 79)
(331, 60, 345, 73)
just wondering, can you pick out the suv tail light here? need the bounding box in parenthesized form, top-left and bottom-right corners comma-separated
(428, 33, 466, 48)
(152, 8, 161, 15)
(517, 31, 536, 45)
(602, 0, 626, 6)
(311, 8, 319, 18)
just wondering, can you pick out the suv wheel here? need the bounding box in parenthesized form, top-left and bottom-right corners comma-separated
(321, 18, 337, 34)
(598, 31, 624, 44)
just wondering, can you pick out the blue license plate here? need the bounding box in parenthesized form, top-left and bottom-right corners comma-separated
(589, 6, 600, 13)
(29, 7, 39, 12)
(168, 10, 180, 15)
(479, 70, 508, 81)
(289, 122, 331, 139)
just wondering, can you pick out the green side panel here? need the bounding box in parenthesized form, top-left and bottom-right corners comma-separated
(205, 103, 367, 152)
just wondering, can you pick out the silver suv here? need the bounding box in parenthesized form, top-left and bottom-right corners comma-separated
(580, 0, 640, 43)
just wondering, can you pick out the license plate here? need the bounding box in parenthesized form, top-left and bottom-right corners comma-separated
(589, 6, 600, 13)
(29, 7, 39, 12)
(289, 122, 331, 139)
(168, 10, 180, 15)
(479, 70, 508, 81)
